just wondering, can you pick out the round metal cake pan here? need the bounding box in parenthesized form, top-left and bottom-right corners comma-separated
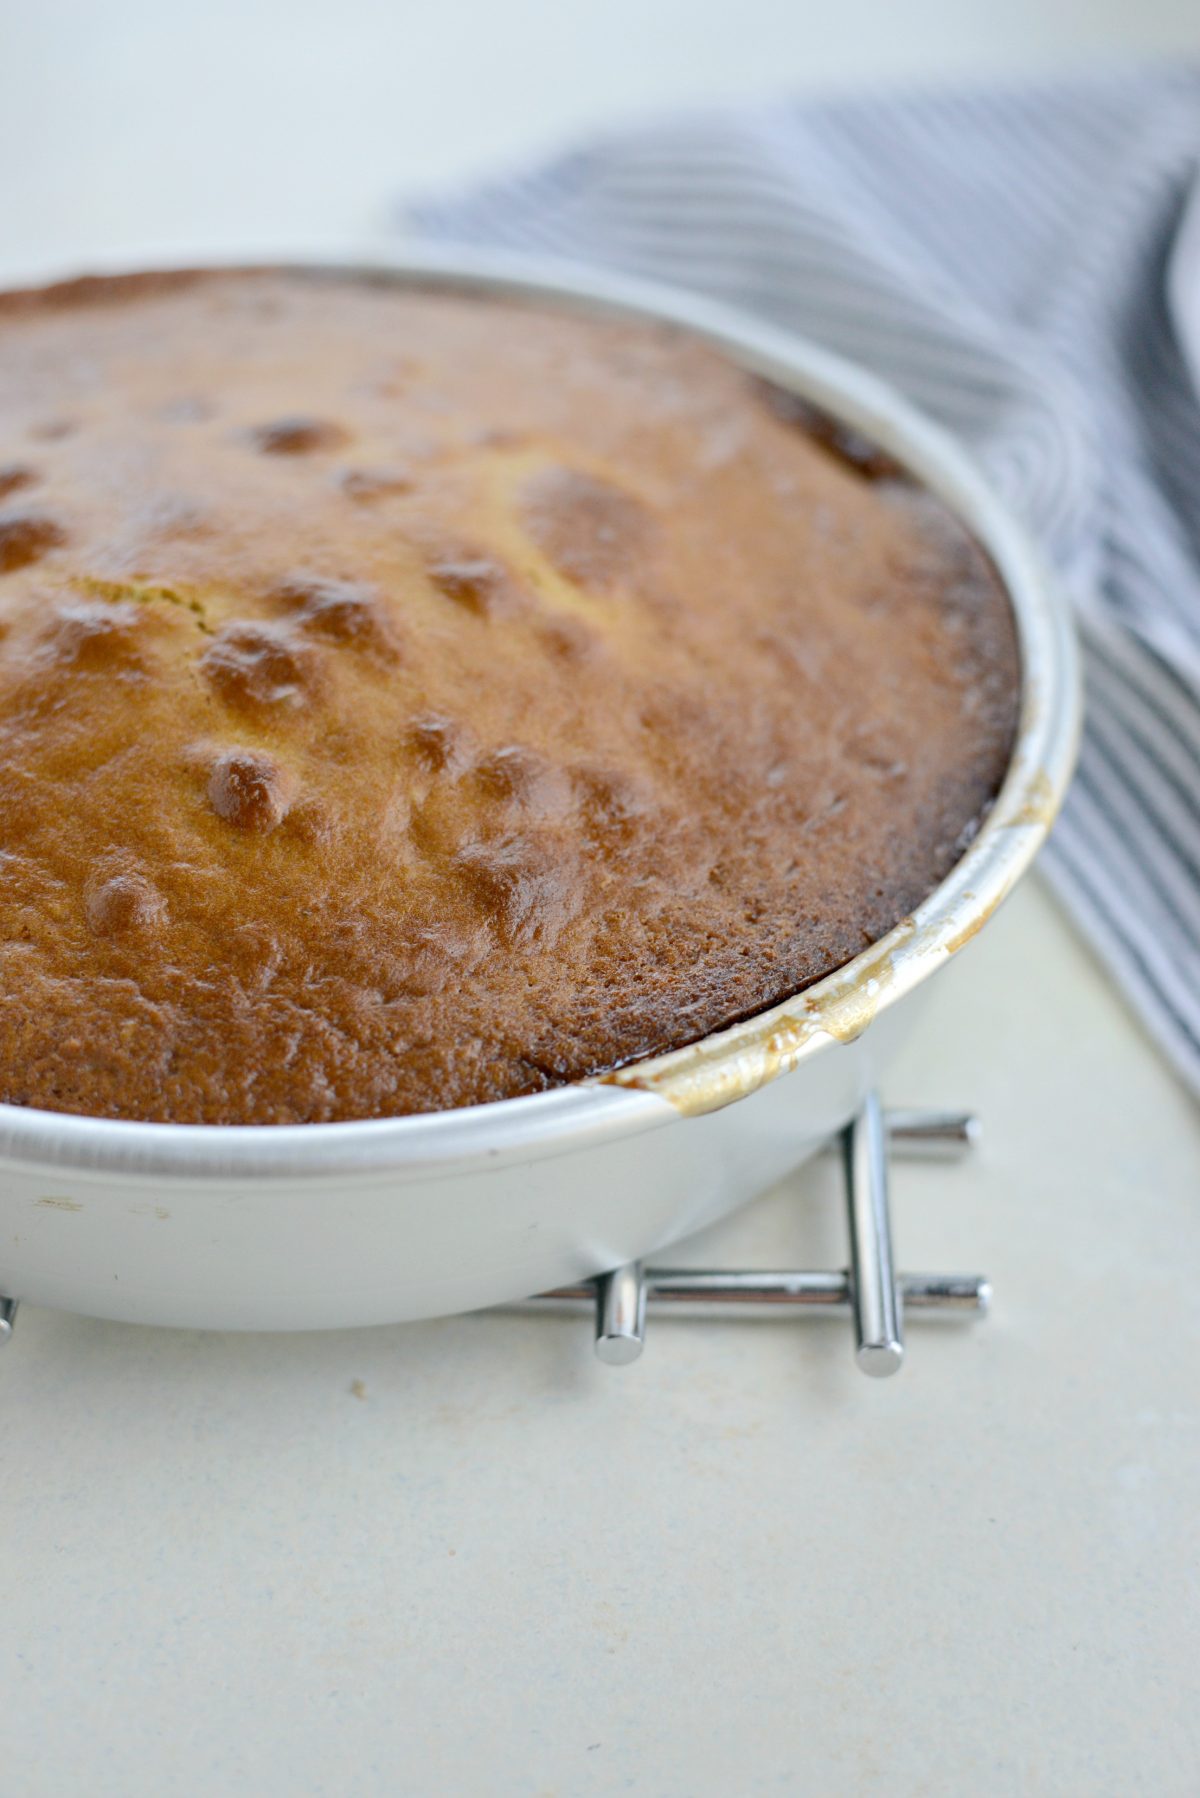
(0, 249, 1081, 1330)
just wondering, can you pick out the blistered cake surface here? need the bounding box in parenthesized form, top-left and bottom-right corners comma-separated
(0, 270, 1019, 1122)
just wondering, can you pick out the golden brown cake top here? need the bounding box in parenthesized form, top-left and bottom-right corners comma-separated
(0, 269, 1019, 1124)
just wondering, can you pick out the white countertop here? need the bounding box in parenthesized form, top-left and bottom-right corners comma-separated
(4, 2, 1200, 1792)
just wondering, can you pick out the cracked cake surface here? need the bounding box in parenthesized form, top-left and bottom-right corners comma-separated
(0, 268, 1020, 1123)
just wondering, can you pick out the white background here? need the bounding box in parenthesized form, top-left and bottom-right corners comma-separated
(3, 0, 1199, 272)
(3, 3, 1200, 1794)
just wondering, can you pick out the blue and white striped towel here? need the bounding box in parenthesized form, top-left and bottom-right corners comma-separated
(409, 68, 1200, 1096)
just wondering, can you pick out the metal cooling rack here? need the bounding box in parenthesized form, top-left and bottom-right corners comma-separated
(515, 1093, 989, 1375)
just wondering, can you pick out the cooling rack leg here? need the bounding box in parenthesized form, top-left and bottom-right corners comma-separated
(843, 1094, 905, 1378)
(594, 1261, 646, 1364)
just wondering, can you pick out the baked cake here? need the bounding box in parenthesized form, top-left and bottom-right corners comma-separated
(0, 269, 1020, 1123)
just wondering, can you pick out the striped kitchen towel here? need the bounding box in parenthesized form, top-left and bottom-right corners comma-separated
(409, 67, 1200, 1096)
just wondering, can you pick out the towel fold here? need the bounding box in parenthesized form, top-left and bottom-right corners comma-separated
(409, 68, 1200, 1094)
